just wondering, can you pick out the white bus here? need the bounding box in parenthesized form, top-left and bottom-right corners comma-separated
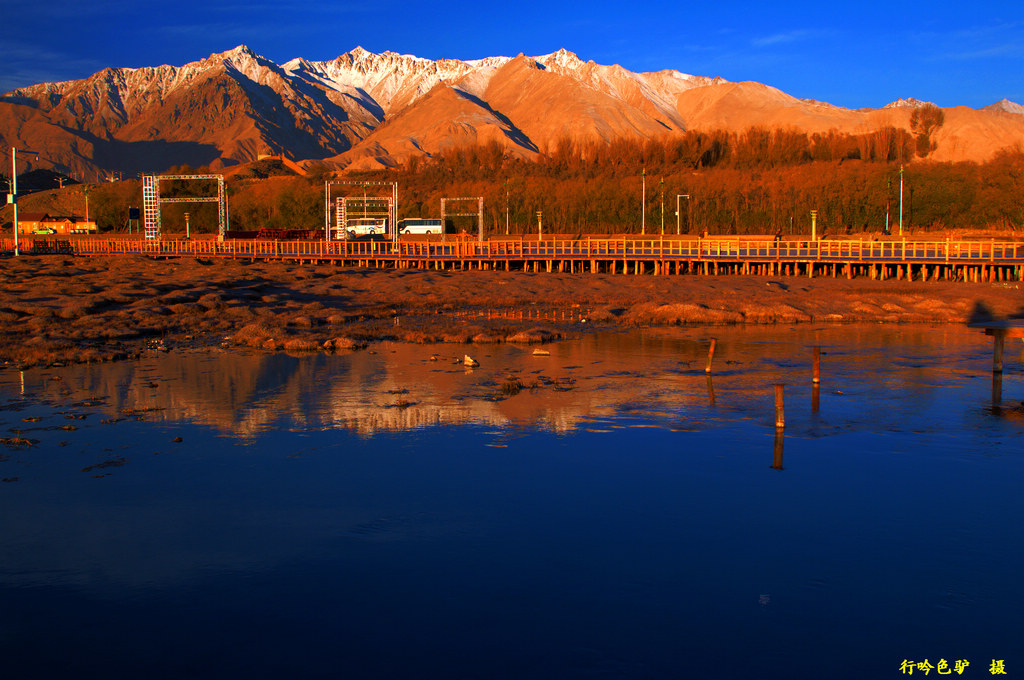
(344, 217, 387, 237)
(396, 218, 443, 235)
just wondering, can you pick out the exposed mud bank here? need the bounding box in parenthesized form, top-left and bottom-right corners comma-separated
(0, 254, 1020, 368)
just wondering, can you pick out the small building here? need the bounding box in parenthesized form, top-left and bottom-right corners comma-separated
(16, 212, 98, 235)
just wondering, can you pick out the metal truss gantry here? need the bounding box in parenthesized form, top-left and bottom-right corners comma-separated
(334, 196, 394, 238)
(143, 174, 228, 240)
(440, 197, 484, 242)
(325, 180, 398, 240)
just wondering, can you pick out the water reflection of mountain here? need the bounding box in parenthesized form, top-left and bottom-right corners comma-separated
(10, 347, 633, 436)
(2, 325, 995, 437)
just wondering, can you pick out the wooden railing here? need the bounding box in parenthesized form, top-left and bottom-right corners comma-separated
(3, 236, 1022, 265)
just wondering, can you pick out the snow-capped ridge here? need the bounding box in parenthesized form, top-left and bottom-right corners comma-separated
(983, 98, 1024, 115)
(536, 48, 585, 71)
(214, 45, 283, 84)
(885, 97, 934, 109)
(6, 43, 1024, 180)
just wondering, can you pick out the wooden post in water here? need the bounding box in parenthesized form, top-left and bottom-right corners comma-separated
(772, 429, 784, 470)
(705, 338, 717, 373)
(774, 384, 785, 429)
(812, 346, 821, 384)
(993, 333, 1005, 373)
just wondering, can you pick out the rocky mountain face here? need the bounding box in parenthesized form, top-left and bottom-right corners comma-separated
(2, 45, 1022, 181)
(984, 99, 1024, 115)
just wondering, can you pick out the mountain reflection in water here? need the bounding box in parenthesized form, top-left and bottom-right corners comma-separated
(3, 324, 1012, 438)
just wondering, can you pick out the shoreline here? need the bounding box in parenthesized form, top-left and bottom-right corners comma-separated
(1, 254, 1021, 368)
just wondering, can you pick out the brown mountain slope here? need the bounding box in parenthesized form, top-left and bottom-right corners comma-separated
(334, 54, 690, 169)
(1, 47, 377, 178)
(674, 81, 1024, 162)
(331, 83, 539, 170)
(0, 102, 99, 180)
(930, 106, 1024, 162)
(481, 55, 682, 149)
(675, 81, 875, 132)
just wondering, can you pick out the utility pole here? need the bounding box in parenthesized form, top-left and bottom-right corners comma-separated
(675, 194, 690, 235)
(899, 165, 904, 236)
(659, 178, 664, 234)
(641, 168, 646, 235)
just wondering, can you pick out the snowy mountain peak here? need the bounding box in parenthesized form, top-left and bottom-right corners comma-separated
(537, 48, 585, 70)
(984, 98, 1024, 115)
(885, 97, 933, 109)
(217, 45, 277, 73)
(282, 56, 311, 72)
(218, 44, 259, 59)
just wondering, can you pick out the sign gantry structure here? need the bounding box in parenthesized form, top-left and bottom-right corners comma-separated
(325, 180, 398, 240)
(440, 197, 484, 242)
(142, 174, 228, 240)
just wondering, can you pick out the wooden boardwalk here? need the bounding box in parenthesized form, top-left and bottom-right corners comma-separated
(4, 235, 1024, 282)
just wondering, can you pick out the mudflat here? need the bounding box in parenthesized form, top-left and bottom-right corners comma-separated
(0, 254, 1020, 367)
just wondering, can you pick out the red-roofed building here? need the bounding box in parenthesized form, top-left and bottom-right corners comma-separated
(15, 212, 98, 235)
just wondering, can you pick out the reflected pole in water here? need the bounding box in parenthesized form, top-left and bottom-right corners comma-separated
(992, 372, 1002, 406)
(774, 384, 785, 429)
(772, 429, 784, 470)
(811, 346, 821, 413)
(706, 375, 716, 406)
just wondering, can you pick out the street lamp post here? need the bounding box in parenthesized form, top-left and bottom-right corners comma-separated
(675, 194, 690, 235)
(9, 147, 40, 257)
(886, 179, 891, 235)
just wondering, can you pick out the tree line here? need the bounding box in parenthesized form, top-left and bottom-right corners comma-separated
(83, 125, 1022, 235)
(350, 127, 1020, 235)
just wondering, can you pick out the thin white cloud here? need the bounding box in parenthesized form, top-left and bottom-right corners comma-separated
(942, 44, 1024, 60)
(752, 30, 813, 47)
(910, 20, 1024, 61)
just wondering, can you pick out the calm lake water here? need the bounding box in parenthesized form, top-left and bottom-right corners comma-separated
(0, 325, 1021, 680)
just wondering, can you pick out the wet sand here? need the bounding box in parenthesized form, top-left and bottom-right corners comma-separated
(0, 253, 1020, 367)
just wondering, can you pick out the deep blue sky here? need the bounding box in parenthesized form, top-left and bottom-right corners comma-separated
(3, 0, 1021, 109)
